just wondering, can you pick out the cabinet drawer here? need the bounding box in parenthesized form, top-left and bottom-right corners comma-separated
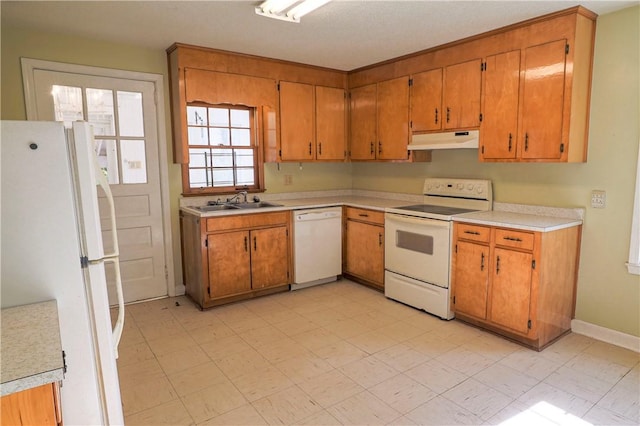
(206, 211, 289, 233)
(456, 223, 490, 243)
(494, 228, 534, 250)
(345, 207, 384, 225)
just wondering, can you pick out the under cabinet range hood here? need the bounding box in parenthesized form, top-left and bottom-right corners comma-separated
(408, 130, 479, 150)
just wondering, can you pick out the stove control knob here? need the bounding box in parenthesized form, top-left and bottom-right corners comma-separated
(467, 183, 474, 190)
(477, 187, 484, 194)
(456, 183, 464, 189)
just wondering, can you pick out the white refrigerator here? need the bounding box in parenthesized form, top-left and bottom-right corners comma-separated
(1, 120, 125, 425)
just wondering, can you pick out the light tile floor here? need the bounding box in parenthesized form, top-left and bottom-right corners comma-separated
(113, 280, 639, 425)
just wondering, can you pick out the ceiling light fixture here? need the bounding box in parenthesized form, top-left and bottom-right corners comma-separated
(255, 0, 332, 23)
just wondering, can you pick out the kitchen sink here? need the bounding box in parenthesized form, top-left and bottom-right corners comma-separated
(233, 201, 283, 209)
(193, 204, 240, 212)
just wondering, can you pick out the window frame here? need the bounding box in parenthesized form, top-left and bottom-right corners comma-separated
(181, 103, 265, 196)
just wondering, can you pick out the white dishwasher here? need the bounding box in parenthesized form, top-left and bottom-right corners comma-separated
(292, 207, 342, 290)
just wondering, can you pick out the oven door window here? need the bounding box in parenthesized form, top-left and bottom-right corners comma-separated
(396, 230, 434, 255)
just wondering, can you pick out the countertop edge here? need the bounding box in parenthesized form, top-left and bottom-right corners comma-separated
(452, 215, 583, 232)
(1, 368, 64, 397)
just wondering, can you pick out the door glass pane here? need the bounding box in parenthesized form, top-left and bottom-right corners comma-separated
(187, 106, 207, 126)
(209, 128, 230, 146)
(211, 149, 233, 167)
(230, 109, 250, 127)
(95, 139, 119, 184)
(237, 168, 255, 186)
(51, 85, 83, 128)
(87, 88, 115, 136)
(212, 169, 234, 187)
(189, 148, 211, 167)
(209, 108, 229, 126)
(231, 128, 251, 146)
(117, 91, 144, 137)
(120, 140, 148, 184)
(188, 127, 208, 146)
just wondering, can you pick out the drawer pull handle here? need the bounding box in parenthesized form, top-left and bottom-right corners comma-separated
(358, 213, 369, 217)
(244, 236, 248, 252)
(503, 236, 523, 242)
(496, 255, 501, 274)
(379, 233, 383, 247)
(480, 252, 485, 271)
(254, 236, 257, 251)
(464, 230, 480, 235)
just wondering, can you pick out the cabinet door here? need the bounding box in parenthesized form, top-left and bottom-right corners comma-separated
(279, 81, 314, 161)
(1, 383, 60, 426)
(488, 247, 533, 335)
(345, 220, 384, 286)
(377, 76, 410, 160)
(443, 59, 482, 129)
(207, 231, 251, 298)
(410, 68, 443, 132)
(251, 226, 290, 289)
(480, 50, 521, 160)
(349, 84, 377, 160)
(453, 241, 489, 319)
(316, 86, 346, 160)
(520, 39, 567, 160)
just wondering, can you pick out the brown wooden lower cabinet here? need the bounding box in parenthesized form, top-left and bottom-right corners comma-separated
(181, 211, 292, 309)
(451, 222, 581, 350)
(1, 383, 62, 426)
(343, 207, 385, 290)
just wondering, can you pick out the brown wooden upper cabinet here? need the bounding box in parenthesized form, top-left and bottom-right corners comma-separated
(410, 60, 481, 133)
(350, 76, 410, 161)
(279, 81, 347, 161)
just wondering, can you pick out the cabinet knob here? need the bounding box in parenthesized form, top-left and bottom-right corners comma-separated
(370, 141, 374, 155)
(508, 133, 512, 152)
(446, 107, 450, 123)
(378, 141, 382, 154)
(481, 252, 485, 271)
(308, 142, 312, 155)
(378, 232, 383, 247)
(496, 255, 501, 274)
(524, 133, 529, 151)
(435, 108, 439, 124)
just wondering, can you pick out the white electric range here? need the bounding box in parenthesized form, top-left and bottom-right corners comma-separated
(384, 178, 493, 319)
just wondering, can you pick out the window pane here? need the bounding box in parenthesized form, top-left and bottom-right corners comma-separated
(95, 139, 119, 184)
(188, 127, 209, 145)
(211, 149, 233, 167)
(234, 150, 254, 167)
(231, 128, 251, 146)
(187, 106, 207, 126)
(120, 140, 148, 184)
(212, 169, 234, 187)
(237, 168, 255, 186)
(209, 108, 229, 126)
(51, 85, 83, 129)
(117, 91, 144, 137)
(210, 128, 230, 146)
(189, 169, 209, 188)
(86, 88, 115, 136)
(189, 148, 211, 167)
(230, 109, 250, 128)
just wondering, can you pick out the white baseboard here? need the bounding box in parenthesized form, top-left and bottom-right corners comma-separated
(174, 285, 186, 296)
(571, 319, 640, 353)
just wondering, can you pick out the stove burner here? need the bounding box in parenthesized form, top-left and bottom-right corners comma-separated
(394, 204, 478, 216)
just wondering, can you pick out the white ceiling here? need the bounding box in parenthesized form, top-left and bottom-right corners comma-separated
(1, 0, 637, 71)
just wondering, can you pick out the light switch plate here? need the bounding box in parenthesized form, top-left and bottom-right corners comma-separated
(591, 190, 606, 208)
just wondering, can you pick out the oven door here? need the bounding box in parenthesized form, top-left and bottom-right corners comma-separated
(384, 213, 452, 287)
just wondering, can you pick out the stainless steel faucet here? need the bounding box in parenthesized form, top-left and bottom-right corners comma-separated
(227, 191, 248, 204)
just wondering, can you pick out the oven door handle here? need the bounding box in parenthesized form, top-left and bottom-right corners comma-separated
(386, 213, 450, 228)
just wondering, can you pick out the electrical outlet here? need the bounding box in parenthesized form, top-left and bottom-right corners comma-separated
(591, 190, 606, 208)
(284, 174, 293, 185)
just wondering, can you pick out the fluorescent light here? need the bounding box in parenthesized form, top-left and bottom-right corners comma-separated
(286, 0, 331, 21)
(255, 0, 331, 23)
(259, 0, 298, 14)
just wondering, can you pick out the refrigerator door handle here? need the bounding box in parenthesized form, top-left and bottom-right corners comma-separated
(103, 256, 124, 357)
(90, 129, 125, 357)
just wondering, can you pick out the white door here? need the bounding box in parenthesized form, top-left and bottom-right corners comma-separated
(29, 68, 168, 304)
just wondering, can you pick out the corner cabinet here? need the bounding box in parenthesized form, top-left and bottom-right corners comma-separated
(350, 77, 410, 161)
(343, 207, 385, 290)
(279, 81, 347, 161)
(451, 222, 582, 350)
(181, 211, 291, 309)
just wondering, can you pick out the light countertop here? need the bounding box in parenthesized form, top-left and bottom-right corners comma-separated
(1, 300, 64, 396)
(454, 210, 583, 232)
